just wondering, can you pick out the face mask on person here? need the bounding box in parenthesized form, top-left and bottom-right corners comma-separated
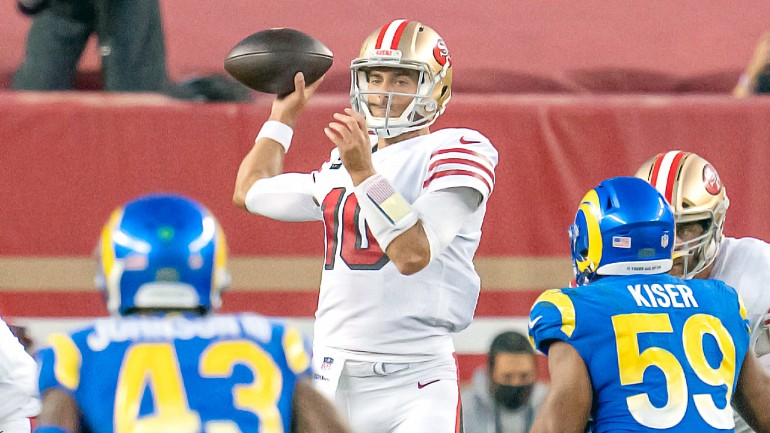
(493, 382, 534, 410)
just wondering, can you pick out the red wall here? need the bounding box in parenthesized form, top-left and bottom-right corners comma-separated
(2, 1, 769, 91)
(2, 92, 769, 383)
(2, 93, 769, 258)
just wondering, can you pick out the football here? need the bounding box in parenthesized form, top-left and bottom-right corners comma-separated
(224, 28, 333, 96)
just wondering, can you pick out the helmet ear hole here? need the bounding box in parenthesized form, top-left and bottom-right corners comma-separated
(415, 99, 437, 117)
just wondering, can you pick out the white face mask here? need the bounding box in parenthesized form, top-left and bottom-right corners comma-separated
(671, 209, 726, 280)
(350, 60, 447, 138)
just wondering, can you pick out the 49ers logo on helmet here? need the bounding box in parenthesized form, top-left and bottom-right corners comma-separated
(702, 164, 722, 195)
(433, 39, 450, 66)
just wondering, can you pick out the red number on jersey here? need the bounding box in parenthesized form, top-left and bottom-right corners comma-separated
(322, 188, 389, 271)
(322, 188, 345, 270)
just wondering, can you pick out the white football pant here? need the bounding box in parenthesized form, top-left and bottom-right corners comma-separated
(333, 353, 461, 433)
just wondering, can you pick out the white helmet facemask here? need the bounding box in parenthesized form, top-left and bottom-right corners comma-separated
(673, 199, 728, 279)
(350, 53, 450, 138)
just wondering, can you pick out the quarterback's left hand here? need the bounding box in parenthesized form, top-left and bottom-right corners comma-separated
(324, 108, 375, 185)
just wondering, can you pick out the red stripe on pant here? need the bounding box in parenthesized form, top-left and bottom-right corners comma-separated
(454, 353, 463, 433)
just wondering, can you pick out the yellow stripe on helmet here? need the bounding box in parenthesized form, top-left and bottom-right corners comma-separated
(213, 221, 228, 289)
(100, 208, 124, 280)
(575, 189, 603, 273)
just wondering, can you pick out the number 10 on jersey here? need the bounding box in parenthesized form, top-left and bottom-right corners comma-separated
(322, 188, 389, 271)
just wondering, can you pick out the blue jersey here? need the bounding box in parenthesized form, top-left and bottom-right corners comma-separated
(37, 313, 311, 433)
(529, 274, 750, 433)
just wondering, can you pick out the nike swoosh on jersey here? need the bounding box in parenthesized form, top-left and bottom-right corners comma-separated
(417, 379, 440, 389)
(459, 136, 481, 144)
(529, 316, 543, 329)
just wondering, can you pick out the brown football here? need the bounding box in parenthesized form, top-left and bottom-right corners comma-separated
(224, 28, 333, 96)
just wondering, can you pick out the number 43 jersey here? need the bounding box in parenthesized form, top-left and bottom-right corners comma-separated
(311, 128, 497, 361)
(37, 314, 311, 433)
(529, 274, 751, 433)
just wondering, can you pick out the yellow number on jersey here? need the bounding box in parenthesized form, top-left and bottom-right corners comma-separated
(612, 314, 687, 428)
(612, 313, 737, 430)
(114, 344, 201, 433)
(683, 314, 737, 429)
(200, 341, 283, 433)
(115, 340, 285, 433)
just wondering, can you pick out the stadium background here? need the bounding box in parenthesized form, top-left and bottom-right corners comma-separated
(2, 0, 770, 382)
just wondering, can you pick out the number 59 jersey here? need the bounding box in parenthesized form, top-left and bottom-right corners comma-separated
(529, 274, 751, 433)
(37, 314, 311, 433)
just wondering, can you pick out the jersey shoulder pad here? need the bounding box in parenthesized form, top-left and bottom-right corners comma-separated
(529, 288, 577, 355)
(423, 129, 497, 198)
(276, 322, 312, 376)
(695, 279, 751, 337)
(739, 237, 770, 263)
(237, 314, 312, 377)
(717, 280, 751, 337)
(720, 237, 770, 267)
(37, 326, 93, 394)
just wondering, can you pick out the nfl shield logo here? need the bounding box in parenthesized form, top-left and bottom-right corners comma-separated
(321, 357, 334, 371)
(661, 234, 669, 248)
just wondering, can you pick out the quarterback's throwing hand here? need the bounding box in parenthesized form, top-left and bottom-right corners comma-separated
(324, 108, 375, 184)
(269, 72, 324, 128)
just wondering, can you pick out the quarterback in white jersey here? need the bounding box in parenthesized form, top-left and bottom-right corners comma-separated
(636, 151, 770, 433)
(0, 315, 40, 433)
(234, 20, 497, 433)
(309, 127, 495, 358)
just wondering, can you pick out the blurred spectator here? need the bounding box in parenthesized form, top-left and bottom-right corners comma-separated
(13, 0, 251, 101)
(734, 32, 770, 97)
(461, 331, 548, 433)
(14, 0, 168, 92)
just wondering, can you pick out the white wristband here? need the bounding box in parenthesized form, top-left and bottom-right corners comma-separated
(256, 120, 293, 152)
(354, 174, 419, 251)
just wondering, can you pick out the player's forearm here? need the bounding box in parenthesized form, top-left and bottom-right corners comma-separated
(529, 411, 586, 433)
(37, 388, 80, 433)
(735, 353, 770, 433)
(292, 380, 351, 433)
(530, 342, 592, 433)
(385, 222, 431, 275)
(355, 186, 479, 274)
(233, 139, 286, 209)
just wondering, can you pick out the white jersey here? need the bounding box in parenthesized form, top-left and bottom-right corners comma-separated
(315, 128, 496, 361)
(0, 316, 39, 433)
(249, 127, 497, 361)
(710, 237, 770, 340)
(709, 237, 770, 433)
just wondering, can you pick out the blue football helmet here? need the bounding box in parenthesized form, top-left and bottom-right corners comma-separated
(569, 176, 674, 286)
(95, 194, 230, 315)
